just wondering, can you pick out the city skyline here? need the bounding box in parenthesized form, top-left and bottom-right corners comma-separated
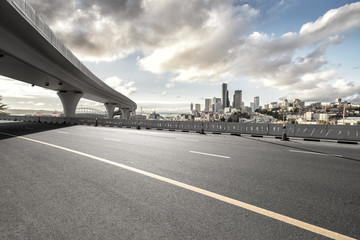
(1, 0, 360, 114)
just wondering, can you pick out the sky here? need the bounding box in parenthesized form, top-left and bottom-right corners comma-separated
(1, 0, 360, 114)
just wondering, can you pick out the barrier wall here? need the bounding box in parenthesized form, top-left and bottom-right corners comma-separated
(1, 116, 359, 142)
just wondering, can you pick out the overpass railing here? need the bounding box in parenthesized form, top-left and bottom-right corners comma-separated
(8, 0, 100, 85)
(1, 116, 360, 142)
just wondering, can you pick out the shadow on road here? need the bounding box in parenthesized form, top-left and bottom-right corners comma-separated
(0, 120, 72, 141)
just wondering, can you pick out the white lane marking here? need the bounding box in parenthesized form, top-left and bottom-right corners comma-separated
(176, 138, 199, 142)
(289, 150, 343, 157)
(0, 131, 355, 240)
(57, 131, 69, 134)
(103, 138, 122, 142)
(189, 151, 230, 159)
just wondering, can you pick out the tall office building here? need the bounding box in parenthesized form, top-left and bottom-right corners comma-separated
(190, 102, 193, 111)
(212, 97, 222, 113)
(222, 83, 229, 109)
(195, 104, 201, 112)
(204, 99, 211, 112)
(233, 90, 242, 110)
(254, 96, 260, 111)
(226, 90, 230, 108)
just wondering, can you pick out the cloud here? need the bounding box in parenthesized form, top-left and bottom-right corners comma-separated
(27, 1, 360, 102)
(28, 0, 240, 62)
(283, 79, 360, 103)
(161, 91, 167, 96)
(165, 82, 175, 88)
(0, 76, 57, 98)
(103, 76, 136, 96)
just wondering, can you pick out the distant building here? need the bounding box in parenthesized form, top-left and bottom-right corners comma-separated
(190, 102, 193, 112)
(338, 117, 360, 125)
(244, 106, 252, 113)
(336, 98, 342, 105)
(319, 113, 330, 122)
(254, 96, 260, 111)
(147, 111, 160, 120)
(222, 83, 229, 109)
(270, 102, 278, 109)
(305, 112, 314, 121)
(212, 97, 222, 113)
(293, 99, 305, 108)
(195, 104, 201, 112)
(250, 102, 255, 112)
(233, 90, 242, 110)
(204, 99, 211, 112)
(283, 99, 289, 108)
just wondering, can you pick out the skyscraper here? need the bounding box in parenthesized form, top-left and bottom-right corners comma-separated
(205, 99, 211, 112)
(233, 90, 242, 110)
(254, 96, 260, 111)
(226, 90, 230, 108)
(222, 83, 229, 109)
(212, 97, 221, 113)
(250, 102, 255, 112)
(195, 104, 201, 112)
(190, 102, 193, 112)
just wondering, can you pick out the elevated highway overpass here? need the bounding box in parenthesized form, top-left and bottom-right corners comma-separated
(0, 0, 136, 118)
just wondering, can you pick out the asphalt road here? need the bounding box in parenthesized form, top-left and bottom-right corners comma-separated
(0, 120, 359, 239)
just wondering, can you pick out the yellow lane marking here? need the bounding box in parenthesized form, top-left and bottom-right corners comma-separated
(0, 131, 355, 240)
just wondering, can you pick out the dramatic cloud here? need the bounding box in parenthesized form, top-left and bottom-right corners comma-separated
(138, 2, 360, 102)
(283, 79, 360, 103)
(27, 0, 360, 102)
(104, 76, 136, 96)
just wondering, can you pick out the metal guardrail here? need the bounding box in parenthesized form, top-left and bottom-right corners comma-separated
(9, 0, 82, 72)
(2, 116, 360, 142)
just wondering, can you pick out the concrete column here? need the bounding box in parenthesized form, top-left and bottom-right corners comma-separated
(104, 103, 116, 119)
(57, 91, 83, 117)
(120, 108, 131, 119)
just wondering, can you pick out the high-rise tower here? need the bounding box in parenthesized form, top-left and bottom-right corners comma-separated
(233, 90, 242, 110)
(222, 83, 229, 109)
(254, 96, 260, 111)
(204, 99, 211, 112)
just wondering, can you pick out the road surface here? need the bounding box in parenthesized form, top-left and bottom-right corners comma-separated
(0, 120, 359, 239)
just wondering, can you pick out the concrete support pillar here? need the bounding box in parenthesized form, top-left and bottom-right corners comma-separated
(104, 103, 116, 119)
(57, 91, 83, 117)
(120, 108, 131, 119)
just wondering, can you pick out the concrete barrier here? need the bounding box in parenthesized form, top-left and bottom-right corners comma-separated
(293, 125, 328, 139)
(245, 123, 269, 135)
(1, 116, 359, 141)
(325, 125, 360, 141)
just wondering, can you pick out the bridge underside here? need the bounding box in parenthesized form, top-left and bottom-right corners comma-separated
(0, 1, 136, 118)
